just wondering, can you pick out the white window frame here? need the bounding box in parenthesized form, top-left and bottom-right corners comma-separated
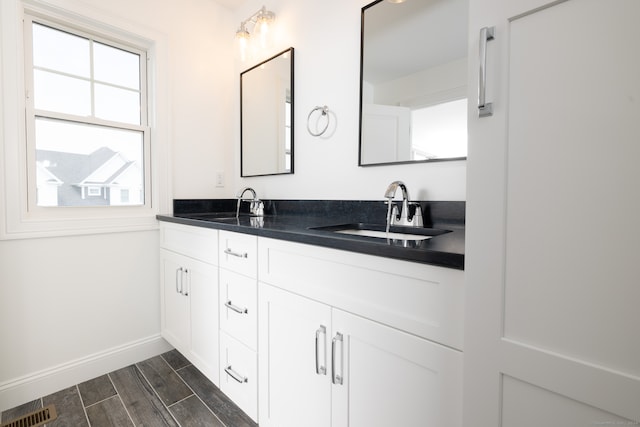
(0, 0, 169, 239)
(24, 14, 150, 211)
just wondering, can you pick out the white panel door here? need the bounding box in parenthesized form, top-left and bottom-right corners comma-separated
(361, 103, 412, 163)
(331, 309, 463, 427)
(465, 0, 640, 425)
(160, 250, 190, 356)
(258, 283, 332, 427)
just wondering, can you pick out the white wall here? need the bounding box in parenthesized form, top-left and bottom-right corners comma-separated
(172, 0, 467, 202)
(0, 232, 167, 410)
(0, 0, 234, 411)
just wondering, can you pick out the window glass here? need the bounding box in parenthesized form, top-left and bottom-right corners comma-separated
(35, 118, 144, 207)
(94, 83, 141, 124)
(411, 98, 467, 160)
(32, 23, 90, 77)
(93, 42, 140, 90)
(284, 99, 291, 171)
(33, 69, 91, 115)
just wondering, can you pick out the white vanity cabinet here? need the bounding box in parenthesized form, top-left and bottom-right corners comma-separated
(258, 237, 464, 427)
(159, 222, 219, 385)
(218, 230, 259, 422)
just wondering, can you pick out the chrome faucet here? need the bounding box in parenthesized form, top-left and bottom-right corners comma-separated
(384, 181, 423, 229)
(236, 187, 264, 217)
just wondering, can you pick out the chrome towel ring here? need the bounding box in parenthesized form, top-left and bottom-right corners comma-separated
(307, 105, 330, 137)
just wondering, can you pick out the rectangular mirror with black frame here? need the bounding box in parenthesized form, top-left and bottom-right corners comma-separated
(241, 47, 294, 177)
(359, 0, 468, 166)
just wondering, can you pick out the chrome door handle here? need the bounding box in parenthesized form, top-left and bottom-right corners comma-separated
(331, 332, 344, 385)
(224, 365, 248, 383)
(224, 248, 248, 258)
(315, 325, 327, 375)
(478, 26, 495, 117)
(225, 300, 248, 314)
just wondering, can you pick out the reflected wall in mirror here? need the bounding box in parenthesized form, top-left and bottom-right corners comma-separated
(359, 0, 468, 166)
(241, 47, 294, 176)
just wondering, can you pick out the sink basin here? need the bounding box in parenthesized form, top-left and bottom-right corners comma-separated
(335, 229, 433, 240)
(311, 223, 449, 242)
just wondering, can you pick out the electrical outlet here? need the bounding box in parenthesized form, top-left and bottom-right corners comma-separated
(215, 171, 225, 188)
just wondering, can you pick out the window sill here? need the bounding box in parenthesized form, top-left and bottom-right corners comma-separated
(0, 213, 161, 240)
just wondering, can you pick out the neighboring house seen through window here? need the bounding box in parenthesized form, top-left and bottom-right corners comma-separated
(25, 15, 149, 208)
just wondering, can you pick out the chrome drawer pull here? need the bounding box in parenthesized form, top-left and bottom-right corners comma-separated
(224, 248, 248, 258)
(315, 325, 327, 375)
(225, 300, 248, 314)
(224, 365, 248, 383)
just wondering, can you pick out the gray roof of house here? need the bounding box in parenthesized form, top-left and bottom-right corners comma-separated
(36, 147, 118, 185)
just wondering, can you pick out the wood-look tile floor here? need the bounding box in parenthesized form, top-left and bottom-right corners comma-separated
(1, 349, 257, 427)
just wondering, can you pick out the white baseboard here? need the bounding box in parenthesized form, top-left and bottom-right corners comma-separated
(0, 334, 173, 412)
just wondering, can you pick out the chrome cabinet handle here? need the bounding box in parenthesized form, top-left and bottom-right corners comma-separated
(225, 300, 248, 314)
(224, 365, 248, 383)
(224, 248, 248, 258)
(175, 267, 182, 294)
(315, 325, 327, 375)
(478, 26, 495, 117)
(331, 332, 344, 385)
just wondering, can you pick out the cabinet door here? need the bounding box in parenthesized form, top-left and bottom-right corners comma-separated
(188, 257, 219, 385)
(332, 309, 462, 427)
(258, 283, 332, 427)
(466, 0, 640, 425)
(160, 250, 190, 355)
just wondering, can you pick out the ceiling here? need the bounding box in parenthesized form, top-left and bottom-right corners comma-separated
(211, 0, 246, 10)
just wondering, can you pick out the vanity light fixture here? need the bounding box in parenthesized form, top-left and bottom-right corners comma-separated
(235, 5, 276, 62)
(386, 0, 406, 3)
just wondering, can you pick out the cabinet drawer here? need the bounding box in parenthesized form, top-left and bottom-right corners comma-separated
(220, 269, 258, 350)
(258, 237, 465, 350)
(160, 222, 218, 265)
(220, 331, 258, 422)
(219, 231, 257, 277)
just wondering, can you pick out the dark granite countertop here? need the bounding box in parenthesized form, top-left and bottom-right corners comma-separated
(157, 199, 465, 270)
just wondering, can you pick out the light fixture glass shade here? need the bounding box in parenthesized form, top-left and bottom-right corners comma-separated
(255, 8, 275, 49)
(235, 6, 276, 62)
(235, 25, 250, 62)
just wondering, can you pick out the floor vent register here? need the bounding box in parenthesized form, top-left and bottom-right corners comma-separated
(0, 405, 57, 427)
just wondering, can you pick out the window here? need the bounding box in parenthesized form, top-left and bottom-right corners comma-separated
(87, 186, 101, 197)
(24, 15, 149, 209)
(120, 189, 130, 204)
(284, 94, 292, 171)
(1, 2, 167, 239)
(410, 98, 467, 160)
